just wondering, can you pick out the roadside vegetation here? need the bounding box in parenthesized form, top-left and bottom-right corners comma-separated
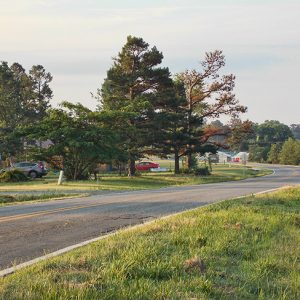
(0, 169, 28, 183)
(1, 187, 299, 299)
(0, 192, 84, 206)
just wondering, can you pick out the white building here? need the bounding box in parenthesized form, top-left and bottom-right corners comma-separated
(217, 151, 233, 163)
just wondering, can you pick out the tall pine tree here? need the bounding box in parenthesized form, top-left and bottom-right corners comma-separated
(99, 36, 172, 175)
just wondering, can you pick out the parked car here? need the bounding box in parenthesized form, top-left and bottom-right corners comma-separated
(6, 162, 48, 178)
(135, 161, 160, 171)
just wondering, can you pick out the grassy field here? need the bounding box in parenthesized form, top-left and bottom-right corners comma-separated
(1, 187, 299, 299)
(0, 164, 272, 193)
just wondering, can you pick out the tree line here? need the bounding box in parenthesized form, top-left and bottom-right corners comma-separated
(1, 36, 298, 179)
(0, 61, 52, 158)
(211, 119, 300, 164)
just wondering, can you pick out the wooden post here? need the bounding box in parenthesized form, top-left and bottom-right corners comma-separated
(58, 170, 64, 185)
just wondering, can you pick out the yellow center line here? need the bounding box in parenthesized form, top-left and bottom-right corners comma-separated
(0, 202, 111, 223)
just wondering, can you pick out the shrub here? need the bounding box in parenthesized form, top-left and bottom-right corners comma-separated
(193, 167, 211, 176)
(179, 167, 210, 176)
(0, 169, 28, 182)
(179, 168, 193, 175)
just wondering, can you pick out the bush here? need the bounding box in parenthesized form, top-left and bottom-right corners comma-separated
(179, 167, 210, 176)
(0, 169, 28, 182)
(179, 168, 193, 175)
(193, 167, 211, 176)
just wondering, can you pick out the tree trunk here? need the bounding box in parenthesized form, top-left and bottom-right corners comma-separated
(73, 165, 78, 180)
(118, 162, 122, 176)
(187, 99, 193, 171)
(128, 158, 136, 176)
(174, 150, 180, 174)
(187, 152, 192, 170)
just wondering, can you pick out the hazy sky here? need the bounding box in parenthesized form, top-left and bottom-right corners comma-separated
(1, 0, 299, 124)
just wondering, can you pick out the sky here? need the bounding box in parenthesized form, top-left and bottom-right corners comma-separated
(1, 0, 299, 125)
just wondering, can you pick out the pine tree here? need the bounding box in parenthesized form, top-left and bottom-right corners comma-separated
(99, 36, 172, 175)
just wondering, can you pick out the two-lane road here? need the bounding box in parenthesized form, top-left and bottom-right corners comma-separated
(1, 165, 299, 270)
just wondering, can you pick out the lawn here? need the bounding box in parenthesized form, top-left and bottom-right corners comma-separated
(0, 164, 272, 193)
(1, 187, 299, 299)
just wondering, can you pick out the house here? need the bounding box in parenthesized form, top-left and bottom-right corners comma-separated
(217, 151, 233, 163)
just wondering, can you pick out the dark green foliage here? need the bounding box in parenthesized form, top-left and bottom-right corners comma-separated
(249, 120, 294, 162)
(0, 62, 22, 156)
(151, 80, 192, 173)
(180, 166, 210, 176)
(25, 102, 117, 180)
(25, 64, 52, 122)
(193, 166, 211, 176)
(98, 44, 246, 175)
(99, 36, 173, 175)
(0, 61, 53, 158)
(0, 62, 52, 126)
(267, 143, 282, 164)
(290, 124, 300, 140)
(249, 145, 269, 162)
(0, 169, 28, 182)
(256, 120, 293, 146)
(0, 195, 15, 203)
(152, 80, 217, 174)
(0, 62, 22, 127)
(0, 127, 22, 158)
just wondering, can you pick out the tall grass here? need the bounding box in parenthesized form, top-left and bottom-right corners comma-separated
(1, 187, 299, 299)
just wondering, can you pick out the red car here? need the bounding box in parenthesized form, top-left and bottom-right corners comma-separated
(135, 161, 160, 171)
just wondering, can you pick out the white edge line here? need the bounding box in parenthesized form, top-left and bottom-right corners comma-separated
(0, 184, 290, 278)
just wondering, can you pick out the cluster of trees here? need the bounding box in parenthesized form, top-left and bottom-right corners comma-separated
(210, 119, 300, 164)
(2, 37, 299, 179)
(247, 120, 294, 162)
(98, 37, 246, 175)
(4, 35, 281, 179)
(268, 139, 300, 165)
(290, 124, 300, 140)
(0, 61, 52, 158)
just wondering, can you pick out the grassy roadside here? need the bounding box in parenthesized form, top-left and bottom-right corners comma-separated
(1, 187, 299, 299)
(0, 193, 85, 206)
(0, 165, 272, 193)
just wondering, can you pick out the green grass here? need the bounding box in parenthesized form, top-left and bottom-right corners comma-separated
(1, 187, 299, 299)
(0, 193, 84, 206)
(0, 164, 272, 193)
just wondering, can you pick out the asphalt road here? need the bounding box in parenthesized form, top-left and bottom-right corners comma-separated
(0, 165, 299, 270)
